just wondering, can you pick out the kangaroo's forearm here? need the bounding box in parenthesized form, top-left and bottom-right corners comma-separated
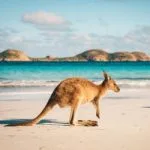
(92, 98, 100, 119)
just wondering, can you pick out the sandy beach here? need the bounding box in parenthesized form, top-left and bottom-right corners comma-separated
(0, 88, 150, 150)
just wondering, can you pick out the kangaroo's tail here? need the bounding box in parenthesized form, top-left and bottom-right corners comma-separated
(6, 99, 56, 127)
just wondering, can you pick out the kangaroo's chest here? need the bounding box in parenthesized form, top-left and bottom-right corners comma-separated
(81, 92, 98, 104)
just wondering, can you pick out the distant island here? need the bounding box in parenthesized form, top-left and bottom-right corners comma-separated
(0, 49, 150, 61)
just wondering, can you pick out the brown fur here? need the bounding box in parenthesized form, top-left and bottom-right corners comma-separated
(6, 72, 120, 126)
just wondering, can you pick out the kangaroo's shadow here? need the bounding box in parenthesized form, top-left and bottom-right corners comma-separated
(141, 106, 150, 109)
(0, 119, 69, 126)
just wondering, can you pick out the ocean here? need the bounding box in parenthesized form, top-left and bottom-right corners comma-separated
(0, 61, 150, 97)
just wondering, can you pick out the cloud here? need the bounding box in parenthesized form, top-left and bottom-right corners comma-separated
(1, 25, 150, 57)
(0, 27, 42, 55)
(125, 26, 150, 45)
(23, 12, 66, 25)
(0, 27, 19, 37)
(22, 11, 72, 32)
(0, 28, 21, 44)
(97, 26, 150, 53)
(53, 25, 150, 55)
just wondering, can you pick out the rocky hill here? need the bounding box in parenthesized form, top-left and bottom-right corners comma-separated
(0, 49, 149, 61)
(0, 49, 30, 61)
(76, 49, 109, 61)
(57, 49, 150, 61)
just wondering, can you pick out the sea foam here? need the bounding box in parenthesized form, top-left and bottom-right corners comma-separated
(0, 79, 150, 88)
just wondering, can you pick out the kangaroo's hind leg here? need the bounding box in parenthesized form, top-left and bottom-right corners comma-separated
(69, 100, 81, 125)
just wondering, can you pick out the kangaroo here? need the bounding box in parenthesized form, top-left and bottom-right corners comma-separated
(7, 72, 120, 126)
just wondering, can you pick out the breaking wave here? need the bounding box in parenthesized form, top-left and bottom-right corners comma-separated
(0, 79, 150, 88)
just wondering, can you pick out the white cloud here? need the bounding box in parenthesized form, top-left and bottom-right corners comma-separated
(54, 25, 150, 55)
(22, 11, 72, 32)
(125, 26, 150, 45)
(23, 11, 65, 25)
(0, 27, 42, 55)
(0, 25, 150, 57)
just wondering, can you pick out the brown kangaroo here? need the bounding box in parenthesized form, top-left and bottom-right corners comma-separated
(7, 72, 120, 126)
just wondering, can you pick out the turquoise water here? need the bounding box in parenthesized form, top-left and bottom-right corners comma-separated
(0, 61, 150, 88)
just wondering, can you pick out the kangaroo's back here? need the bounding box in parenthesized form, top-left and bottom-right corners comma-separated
(51, 77, 100, 107)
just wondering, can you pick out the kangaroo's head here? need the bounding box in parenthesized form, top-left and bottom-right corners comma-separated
(102, 72, 120, 92)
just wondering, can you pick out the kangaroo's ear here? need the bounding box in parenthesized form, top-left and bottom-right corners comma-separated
(103, 71, 109, 80)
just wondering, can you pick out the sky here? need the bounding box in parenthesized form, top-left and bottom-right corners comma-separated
(0, 0, 150, 57)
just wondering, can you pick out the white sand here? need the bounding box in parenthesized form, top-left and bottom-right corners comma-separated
(0, 88, 150, 150)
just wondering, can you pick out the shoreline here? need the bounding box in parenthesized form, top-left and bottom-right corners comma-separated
(1, 60, 150, 62)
